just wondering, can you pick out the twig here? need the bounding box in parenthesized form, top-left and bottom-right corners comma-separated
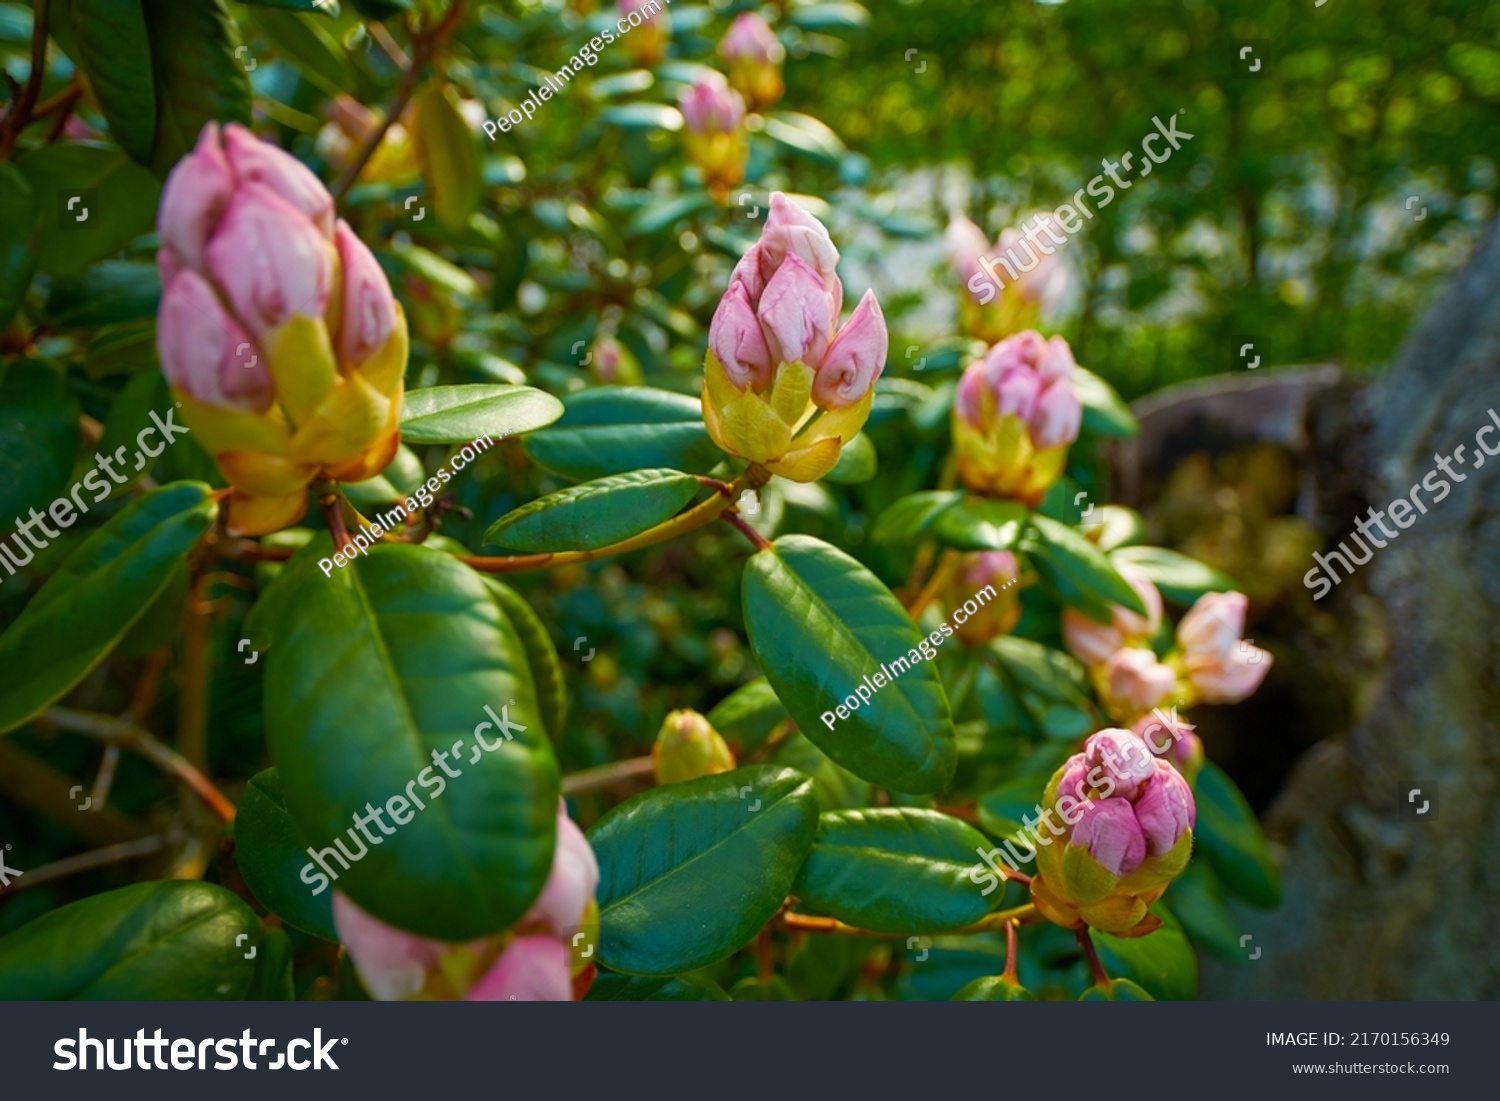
(1002, 919, 1020, 984)
(177, 569, 214, 768)
(0, 741, 154, 846)
(720, 509, 771, 551)
(0, 0, 48, 160)
(0, 836, 164, 895)
(907, 548, 958, 619)
(1078, 926, 1110, 986)
(561, 755, 654, 795)
(778, 903, 1040, 940)
(88, 744, 121, 812)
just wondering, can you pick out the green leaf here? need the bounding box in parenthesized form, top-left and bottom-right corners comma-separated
(953, 975, 1037, 1001)
(589, 764, 818, 976)
(869, 489, 963, 545)
(523, 387, 720, 481)
(792, 808, 994, 932)
(1091, 505, 1146, 552)
(481, 578, 567, 743)
(242, 0, 339, 13)
(85, 321, 158, 378)
(1022, 514, 1148, 620)
(743, 535, 957, 794)
(399, 384, 564, 444)
(706, 678, 788, 754)
(585, 972, 731, 1001)
(1167, 859, 1247, 959)
(1194, 762, 1282, 908)
(931, 498, 1029, 551)
(786, 3, 871, 31)
(1110, 545, 1239, 606)
(246, 927, 296, 1000)
(484, 468, 700, 552)
(0, 162, 40, 327)
(824, 432, 876, 484)
(15, 144, 162, 277)
(600, 103, 683, 131)
(69, 0, 157, 164)
(772, 733, 870, 811)
(762, 112, 847, 165)
(263, 542, 560, 941)
(143, 0, 253, 175)
(47, 260, 161, 327)
(234, 768, 338, 942)
(1090, 905, 1198, 1000)
(0, 882, 263, 999)
(251, 7, 358, 97)
(625, 192, 715, 237)
(1072, 366, 1139, 438)
(0, 483, 217, 734)
(413, 82, 482, 234)
(730, 976, 799, 1000)
(0, 362, 80, 524)
(987, 636, 1091, 706)
(976, 774, 1047, 839)
(1079, 977, 1155, 1000)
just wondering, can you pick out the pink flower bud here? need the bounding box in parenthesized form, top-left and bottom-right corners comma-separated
(1029, 379, 1082, 450)
(222, 122, 335, 239)
(521, 801, 599, 936)
(157, 269, 274, 413)
(1037, 334, 1077, 385)
(1130, 708, 1200, 771)
(953, 364, 988, 429)
(1185, 645, 1272, 704)
(1113, 564, 1164, 640)
(333, 893, 455, 1001)
(1069, 797, 1147, 878)
(1062, 612, 1124, 668)
(993, 361, 1042, 423)
(946, 214, 991, 288)
(335, 219, 396, 367)
(204, 184, 333, 339)
(466, 935, 573, 1002)
(981, 331, 1046, 386)
(756, 251, 836, 368)
(812, 290, 886, 409)
(1177, 591, 1248, 657)
(678, 72, 745, 135)
(733, 192, 842, 316)
(1104, 647, 1176, 715)
(720, 12, 782, 65)
(1132, 761, 1195, 855)
(1083, 728, 1157, 802)
(156, 123, 235, 272)
(709, 281, 774, 390)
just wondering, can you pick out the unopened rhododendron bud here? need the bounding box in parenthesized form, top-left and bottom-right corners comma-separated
(1130, 707, 1203, 782)
(1103, 647, 1177, 717)
(591, 335, 643, 385)
(703, 193, 886, 482)
(719, 13, 785, 110)
(946, 214, 1068, 344)
(1175, 591, 1272, 704)
(155, 123, 407, 536)
(337, 801, 598, 1001)
(678, 72, 749, 194)
(1030, 729, 1195, 936)
(653, 709, 736, 784)
(945, 551, 1022, 645)
(1061, 563, 1163, 668)
(952, 331, 1081, 503)
(619, 0, 670, 66)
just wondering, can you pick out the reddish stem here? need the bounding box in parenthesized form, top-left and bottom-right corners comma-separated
(1077, 927, 1110, 986)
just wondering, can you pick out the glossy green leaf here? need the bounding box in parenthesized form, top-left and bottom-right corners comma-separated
(1167, 859, 1246, 959)
(485, 468, 700, 552)
(1090, 905, 1197, 1000)
(1111, 545, 1239, 606)
(932, 498, 1029, 551)
(792, 808, 994, 932)
(706, 678, 788, 754)
(0, 882, 263, 999)
(743, 535, 957, 794)
(953, 975, 1037, 1001)
(600, 103, 683, 131)
(69, 0, 156, 164)
(143, 0, 253, 175)
(976, 774, 1047, 840)
(263, 542, 560, 941)
(48, 260, 161, 328)
(84, 322, 158, 378)
(869, 489, 964, 544)
(246, 927, 296, 1001)
(1194, 762, 1282, 908)
(0, 483, 217, 733)
(400, 384, 564, 444)
(0, 164, 39, 328)
(234, 768, 338, 942)
(787, 3, 870, 31)
(730, 976, 799, 1000)
(824, 432, 877, 484)
(242, 0, 339, 13)
(589, 764, 818, 976)
(482, 578, 566, 743)
(988, 636, 1091, 707)
(0, 362, 80, 524)
(414, 82, 482, 234)
(1072, 366, 1139, 438)
(772, 733, 871, 811)
(585, 972, 731, 1001)
(1091, 505, 1146, 551)
(252, 7, 358, 97)
(1022, 514, 1148, 620)
(523, 387, 720, 481)
(15, 144, 162, 277)
(1079, 977, 1155, 1000)
(626, 192, 714, 237)
(763, 112, 846, 165)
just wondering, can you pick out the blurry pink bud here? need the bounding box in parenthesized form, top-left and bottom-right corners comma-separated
(333, 893, 452, 1001)
(335, 219, 396, 367)
(812, 289, 887, 409)
(720, 12, 783, 65)
(1132, 761, 1195, 855)
(1178, 591, 1248, 657)
(982, 331, 1046, 386)
(204, 184, 333, 339)
(678, 73, 745, 135)
(1029, 379, 1082, 450)
(1105, 647, 1176, 714)
(222, 122, 335, 238)
(157, 269, 274, 412)
(946, 214, 991, 287)
(1112, 564, 1164, 640)
(1131, 708, 1199, 770)
(755, 192, 843, 313)
(994, 362, 1042, 422)
(1185, 645, 1272, 704)
(1083, 728, 1157, 801)
(709, 281, 774, 389)
(1062, 611, 1124, 668)
(1037, 334, 1077, 385)
(466, 935, 573, 1002)
(757, 251, 835, 368)
(953, 367, 987, 430)
(963, 549, 1019, 589)
(522, 802, 600, 937)
(1069, 798, 1147, 878)
(156, 123, 235, 272)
